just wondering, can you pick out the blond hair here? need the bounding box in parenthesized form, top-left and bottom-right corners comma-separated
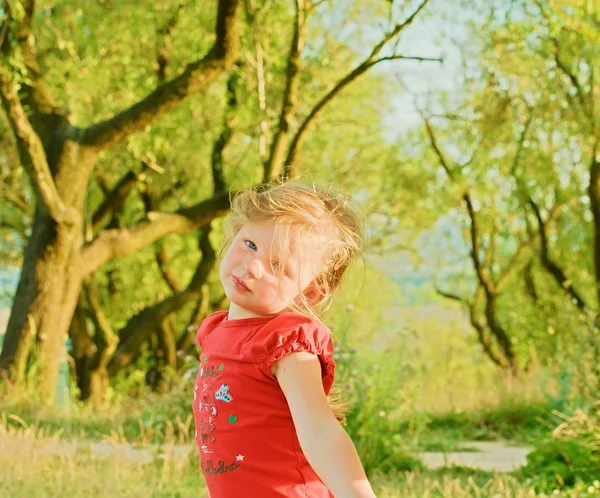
(223, 181, 363, 422)
(224, 181, 363, 319)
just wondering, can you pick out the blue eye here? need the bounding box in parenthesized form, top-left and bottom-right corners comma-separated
(245, 240, 257, 251)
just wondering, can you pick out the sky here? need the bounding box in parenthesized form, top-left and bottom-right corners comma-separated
(379, 1, 475, 138)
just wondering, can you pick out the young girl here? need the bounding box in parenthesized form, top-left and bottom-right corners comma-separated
(192, 182, 376, 498)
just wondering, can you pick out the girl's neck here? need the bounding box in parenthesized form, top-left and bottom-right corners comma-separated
(227, 303, 276, 321)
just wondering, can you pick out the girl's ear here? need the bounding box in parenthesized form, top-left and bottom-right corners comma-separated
(303, 282, 327, 306)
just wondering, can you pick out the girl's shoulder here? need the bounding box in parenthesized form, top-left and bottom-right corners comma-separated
(281, 312, 329, 330)
(195, 310, 229, 346)
(244, 312, 334, 368)
(250, 312, 336, 389)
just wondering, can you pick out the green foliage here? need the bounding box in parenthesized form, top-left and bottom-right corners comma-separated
(416, 399, 557, 444)
(337, 342, 423, 475)
(521, 439, 599, 490)
(519, 402, 600, 492)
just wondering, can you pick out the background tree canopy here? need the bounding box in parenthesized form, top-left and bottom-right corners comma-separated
(0, 0, 598, 407)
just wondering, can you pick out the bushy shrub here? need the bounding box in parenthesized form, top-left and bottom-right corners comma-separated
(334, 343, 423, 475)
(519, 401, 600, 492)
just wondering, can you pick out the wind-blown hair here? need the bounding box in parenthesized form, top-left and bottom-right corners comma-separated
(224, 181, 363, 319)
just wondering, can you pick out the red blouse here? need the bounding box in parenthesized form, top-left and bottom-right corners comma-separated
(192, 311, 335, 498)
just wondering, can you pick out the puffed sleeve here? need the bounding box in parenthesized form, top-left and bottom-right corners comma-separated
(243, 313, 336, 394)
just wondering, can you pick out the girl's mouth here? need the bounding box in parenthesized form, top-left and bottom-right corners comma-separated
(233, 276, 250, 293)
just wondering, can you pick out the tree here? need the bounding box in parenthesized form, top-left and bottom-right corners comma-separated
(0, 0, 436, 403)
(406, 0, 599, 371)
(0, 0, 239, 399)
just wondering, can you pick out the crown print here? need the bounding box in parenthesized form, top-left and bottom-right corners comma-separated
(215, 384, 232, 403)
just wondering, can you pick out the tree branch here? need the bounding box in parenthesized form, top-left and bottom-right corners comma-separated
(79, 192, 231, 277)
(0, 185, 32, 216)
(108, 227, 217, 375)
(523, 259, 539, 302)
(0, 218, 28, 236)
(91, 164, 148, 231)
(437, 286, 506, 368)
(463, 193, 495, 294)
(495, 239, 531, 294)
(483, 292, 516, 371)
(282, 0, 434, 177)
(10, 0, 35, 48)
(589, 153, 600, 308)
(176, 287, 227, 354)
(156, 3, 184, 82)
(80, 0, 240, 150)
(263, 0, 306, 181)
(212, 64, 241, 193)
(551, 39, 591, 122)
(83, 280, 119, 373)
(244, 0, 270, 162)
(484, 213, 499, 274)
(423, 116, 494, 294)
(2, 0, 69, 153)
(423, 118, 456, 180)
(140, 184, 185, 293)
(0, 65, 77, 225)
(436, 288, 469, 305)
(528, 195, 588, 310)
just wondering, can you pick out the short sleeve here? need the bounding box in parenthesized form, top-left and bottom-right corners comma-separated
(196, 311, 228, 347)
(245, 313, 336, 394)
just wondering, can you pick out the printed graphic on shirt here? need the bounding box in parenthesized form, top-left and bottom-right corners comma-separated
(215, 384, 232, 402)
(195, 357, 242, 471)
(201, 365, 218, 378)
(199, 392, 217, 445)
(201, 458, 241, 475)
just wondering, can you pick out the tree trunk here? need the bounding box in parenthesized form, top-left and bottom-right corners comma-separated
(88, 368, 110, 407)
(589, 155, 600, 307)
(147, 315, 178, 391)
(0, 208, 84, 398)
(68, 298, 94, 401)
(0, 0, 241, 405)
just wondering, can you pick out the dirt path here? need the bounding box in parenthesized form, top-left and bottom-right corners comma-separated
(24, 438, 534, 473)
(418, 441, 533, 472)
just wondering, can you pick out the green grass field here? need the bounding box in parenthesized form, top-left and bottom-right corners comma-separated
(2, 303, 599, 497)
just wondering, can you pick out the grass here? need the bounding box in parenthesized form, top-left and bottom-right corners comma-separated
(411, 399, 560, 450)
(1, 373, 596, 498)
(0, 390, 197, 446)
(0, 413, 204, 498)
(2, 416, 600, 498)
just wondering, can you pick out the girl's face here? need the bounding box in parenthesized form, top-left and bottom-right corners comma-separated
(219, 221, 325, 320)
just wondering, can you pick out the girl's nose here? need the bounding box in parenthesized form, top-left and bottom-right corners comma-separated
(244, 258, 263, 279)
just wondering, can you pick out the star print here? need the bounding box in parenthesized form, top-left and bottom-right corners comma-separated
(236, 454, 244, 461)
